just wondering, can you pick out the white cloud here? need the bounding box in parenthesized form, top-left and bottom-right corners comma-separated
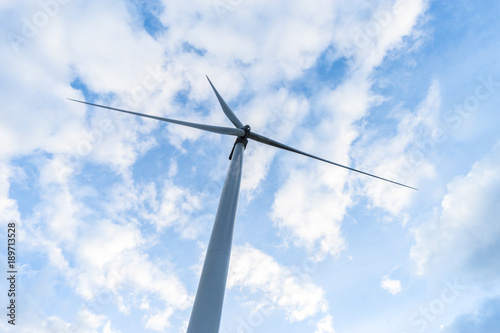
(103, 320, 122, 333)
(228, 244, 330, 323)
(17, 156, 192, 330)
(158, 0, 338, 83)
(0, 162, 20, 222)
(0, 0, 436, 331)
(153, 180, 204, 234)
(363, 0, 429, 70)
(144, 308, 174, 332)
(64, 1, 164, 93)
(3, 308, 120, 333)
(352, 80, 440, 217)
(411, 142, 500, 277)
(271, 168, 349, 260)
(68, 218, 192, 323)
(268, 0, 430, 258)
(0, 1, 166, 177)
(380, 275, 402, 295)
(77, 220, 141, 269)
(315, 314, 336, 333)
(268, 73, 377, 260)
(330, 0, 429, 72)
(75, 308, 107, 330)
(104, 178, 206, 239)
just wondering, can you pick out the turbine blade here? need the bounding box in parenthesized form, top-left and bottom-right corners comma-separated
(248, 132, 418, 190)
(206, 76, 244, 129)
(68, 99, 246, 137)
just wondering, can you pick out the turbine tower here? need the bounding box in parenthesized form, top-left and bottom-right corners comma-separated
(69, 76, 416, 333)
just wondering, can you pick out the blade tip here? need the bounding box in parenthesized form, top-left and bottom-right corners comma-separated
(404, 184, 418, 191)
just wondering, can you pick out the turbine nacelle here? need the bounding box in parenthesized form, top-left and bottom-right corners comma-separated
(230, 124, 251, 160)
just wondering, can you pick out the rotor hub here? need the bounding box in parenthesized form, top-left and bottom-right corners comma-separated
(229, 125, 251, 160)
(241, 124, 251, 139)
(235, 124, 251, 148)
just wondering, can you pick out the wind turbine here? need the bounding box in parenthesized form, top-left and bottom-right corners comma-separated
(69, 76, 416, 333)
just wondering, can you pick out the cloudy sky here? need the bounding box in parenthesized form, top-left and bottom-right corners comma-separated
(1, 0, 500, 332)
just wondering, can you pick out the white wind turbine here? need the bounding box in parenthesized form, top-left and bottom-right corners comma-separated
(69, 76, 416, 333)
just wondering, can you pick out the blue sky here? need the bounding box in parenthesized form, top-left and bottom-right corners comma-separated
(1, 0, 499, 332)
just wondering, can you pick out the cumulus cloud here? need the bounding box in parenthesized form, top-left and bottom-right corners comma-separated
(17, 156, 192, 330)
(0, 0, 433, 331)
(0, 162, 21, 222)
(271, 168, 350, 260)
(144, 308, 174, 332)
(104, 177, 207, 239)
(331, 0, 429, 70)
(315, 314, 337, 333)
(411, 142, 500, 277)
(158, 0, 339, 83)
(352, 80, 440, 217)
(0, 308, 121, 333)
(228, 244, 330, 323)
(268, 0, 429, 259)
(380, 275, 402, 295)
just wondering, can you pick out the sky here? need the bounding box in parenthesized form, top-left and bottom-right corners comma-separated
(1, 0, 499, 332)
